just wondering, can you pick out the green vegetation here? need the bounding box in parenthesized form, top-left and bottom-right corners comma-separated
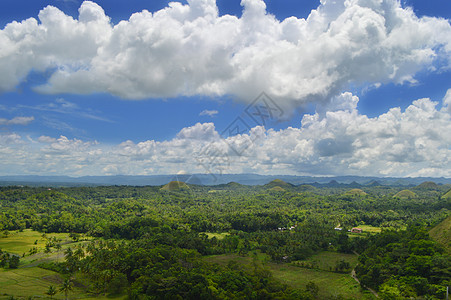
(0, 181, 449, 299)
(356, 226, 450, 299)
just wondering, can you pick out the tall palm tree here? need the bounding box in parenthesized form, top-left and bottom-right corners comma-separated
(60, 278, 73, 300)
(45, 285, 57, 299)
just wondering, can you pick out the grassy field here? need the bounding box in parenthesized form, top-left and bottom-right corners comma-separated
(357, 225, 381, 234)
(271, 264, 372, 299)
(295, 251, 359, 272)
(0, 229, 71, 256)
(205, 251, 375, 299)
(0, 229, 92, 268)
(0, 267, 88, 299)
(0, 230, 117, 299)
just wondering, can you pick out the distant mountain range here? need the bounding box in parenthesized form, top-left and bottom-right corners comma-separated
(0, 174, 450, 187)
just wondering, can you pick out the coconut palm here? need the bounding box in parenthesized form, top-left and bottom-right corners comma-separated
(45, 285, 57, 299)
(60, 278, 73, 300)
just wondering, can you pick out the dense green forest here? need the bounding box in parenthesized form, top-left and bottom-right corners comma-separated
(0, 180, 450, 299)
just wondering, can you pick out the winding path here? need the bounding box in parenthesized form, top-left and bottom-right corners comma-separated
(351, 268, 379, 298)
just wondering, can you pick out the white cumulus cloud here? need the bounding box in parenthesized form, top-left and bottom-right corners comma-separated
(0, 0, 450, 108)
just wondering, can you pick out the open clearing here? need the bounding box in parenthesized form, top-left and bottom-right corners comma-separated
(357, 225, 381, 233)
(203, 232, 230, 240)
(294, 251, 359, 271)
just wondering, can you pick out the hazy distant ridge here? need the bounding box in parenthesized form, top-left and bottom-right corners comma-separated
(0, 174, 450, 187)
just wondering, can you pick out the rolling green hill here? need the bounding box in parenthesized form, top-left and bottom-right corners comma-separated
(393, 189, 417, 199)
(264, 179, 293, 189)
(343, 188, 367, 196)
(161, 181, 190, 191)
(416, 181, 440, 190)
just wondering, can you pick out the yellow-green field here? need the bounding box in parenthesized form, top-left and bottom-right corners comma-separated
(0, 230, 118, 299)
(0, 229, 71, 256)
(0, 229, 92, 268)
(355, 225, 381, 234)
(0, 267, 87, 299)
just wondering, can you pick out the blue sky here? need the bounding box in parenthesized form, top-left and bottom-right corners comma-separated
(0, 0, 451, 177)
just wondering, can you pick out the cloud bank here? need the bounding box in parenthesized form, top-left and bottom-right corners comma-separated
(0, 0, 450, 107)
(1, 91, 450, 177)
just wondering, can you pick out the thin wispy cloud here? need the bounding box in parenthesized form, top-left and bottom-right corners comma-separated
(16, 99, 114, 123)
(199, 109, 219, 117)
(0, 116, 34, 126)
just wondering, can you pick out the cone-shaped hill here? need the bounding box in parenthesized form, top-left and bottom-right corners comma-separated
(264, 179, 294, 189)
(161, 181, 190, 191)
(393, 189, 417, 199)
(224, 182, 244, 188)
(216, 182, 247, 190)
(343, 188, 367, 196)
(415, 181, 440, 190)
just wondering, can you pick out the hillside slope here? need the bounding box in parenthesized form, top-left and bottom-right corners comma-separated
(429, 215, 451, 253)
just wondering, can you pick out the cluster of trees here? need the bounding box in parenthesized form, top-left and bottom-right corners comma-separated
(356, 226, 451, 299)
(0, 248, 19, 269)
(52, 239, 321, 299)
